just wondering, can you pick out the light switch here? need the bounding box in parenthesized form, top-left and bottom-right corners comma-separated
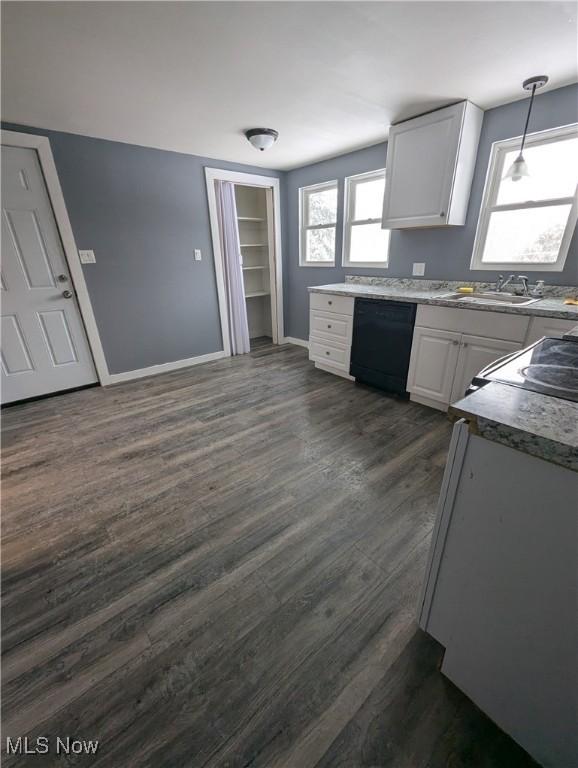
(412, 262, 425, 276)
(194, 249, 202, 261)
(79, 249, 96, 264)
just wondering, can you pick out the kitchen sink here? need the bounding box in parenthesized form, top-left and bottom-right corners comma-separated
(441, 292, 540, 306)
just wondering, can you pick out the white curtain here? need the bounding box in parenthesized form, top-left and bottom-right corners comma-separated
(215, 181, 250, 355)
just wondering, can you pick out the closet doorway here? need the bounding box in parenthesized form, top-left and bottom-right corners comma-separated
(205, 169, 283, 355)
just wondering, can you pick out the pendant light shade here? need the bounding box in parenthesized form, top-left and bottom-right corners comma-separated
(245, 128, 279, 152)
(503, 75, 548, 181)
(503, 153, 529, 182)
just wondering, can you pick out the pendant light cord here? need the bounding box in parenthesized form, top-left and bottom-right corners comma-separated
(520, 84, 537, 155)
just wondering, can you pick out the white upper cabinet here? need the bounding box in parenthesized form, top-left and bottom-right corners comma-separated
(382, 101, 483, 229)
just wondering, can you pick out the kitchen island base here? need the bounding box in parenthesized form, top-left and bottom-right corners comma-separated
(419, 420, 578, 768)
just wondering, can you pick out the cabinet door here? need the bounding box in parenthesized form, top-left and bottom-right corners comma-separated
(407, 327, 461, 404)
(525, 316, 577, 346)
(450, 335, 520, 402)
(382, 102, 465, 229)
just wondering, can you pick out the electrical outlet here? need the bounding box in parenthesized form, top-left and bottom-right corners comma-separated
(412, 262, 425, 276)
(78, 249, 96, 264)
(194, 249, 202, 261)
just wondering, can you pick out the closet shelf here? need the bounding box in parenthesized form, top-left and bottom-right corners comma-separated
(245, 290, 270, 298)
(240, 243, 267, 247)
(237, 216, 265, 222)
(242, 265, 268, 271)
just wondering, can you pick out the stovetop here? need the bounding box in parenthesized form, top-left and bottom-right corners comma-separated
(474, 337, 578, 402)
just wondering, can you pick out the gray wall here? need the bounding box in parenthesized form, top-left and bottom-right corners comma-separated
(284, 84, 578, 340)
(2, 123, 282, 374)
(4, 83, 577, 360)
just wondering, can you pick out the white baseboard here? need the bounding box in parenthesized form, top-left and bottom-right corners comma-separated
(283, 336, 310, 349)
(314, 361, 355, 381)
(105, 350, 227, 385)
(409, 393, 448, 412)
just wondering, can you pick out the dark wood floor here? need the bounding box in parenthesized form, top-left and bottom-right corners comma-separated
(1, 339, 538, 767)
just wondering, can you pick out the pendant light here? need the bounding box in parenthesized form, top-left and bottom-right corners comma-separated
(245, 128, 279, 152)
(504, 75, 549, 181)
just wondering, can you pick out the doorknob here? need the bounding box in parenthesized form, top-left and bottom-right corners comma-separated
(57, 274, 68, 282)
(62, 290, 73, 299)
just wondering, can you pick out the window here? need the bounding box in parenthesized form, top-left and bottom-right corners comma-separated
(299, 180, 338, 266)
(471, 125, 578, 271)
(343, 169, 390, 268)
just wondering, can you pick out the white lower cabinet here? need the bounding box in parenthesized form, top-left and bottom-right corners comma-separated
(407, 327, 461, 405)
(450, 334, 520, 403)
(408, 305, 529, 409)
(308, 295, 572, 398)
(308, 294, 355, 379)
(408, 326, 522, 409)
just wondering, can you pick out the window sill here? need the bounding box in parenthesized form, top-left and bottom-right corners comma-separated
(343, 263, 389, 269)
(299, 262, 336, 268)
(471, 261, 564, 272)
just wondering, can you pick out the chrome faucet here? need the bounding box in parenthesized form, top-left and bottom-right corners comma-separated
(496, 273, 531, 296)
(496, 274, 515, 293)
(518, 275, 530, 296)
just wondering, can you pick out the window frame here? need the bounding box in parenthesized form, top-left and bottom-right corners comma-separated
(299, 179, 338, 267)
(342, 168, 390, 268)
(470, 123, 578, 272)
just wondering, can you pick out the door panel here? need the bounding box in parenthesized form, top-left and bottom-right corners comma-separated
(451, 335, 520, 403)
(4, 208, 57, 288)
(37, 310, 80, 365)
(1, 315, 34, 373)
(1, 145, 97, 403)
(407, 326, 461, 404)
(383, 102, 464, 228)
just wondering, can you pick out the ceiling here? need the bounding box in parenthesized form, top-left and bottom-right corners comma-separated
(2, 1, 577, 170)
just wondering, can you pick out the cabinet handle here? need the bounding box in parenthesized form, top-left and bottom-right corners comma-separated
(328, 300, 332, 305)
(326, 350, 330, 355)
(452, 340, 459, 346)
(463, 342, 468, 348)
(440, 211, 445, 217)
(327, 324, 332, 329)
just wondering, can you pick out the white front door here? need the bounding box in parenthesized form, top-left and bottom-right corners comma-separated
(1, 145, 97, 404)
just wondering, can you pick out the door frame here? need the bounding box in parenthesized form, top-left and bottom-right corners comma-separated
(205, 168, 284, 354)
(1, 129, 109, 384)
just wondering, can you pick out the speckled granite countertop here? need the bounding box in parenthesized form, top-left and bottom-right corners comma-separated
(449, 382, 578, 472)
(309, 280, 578, 321)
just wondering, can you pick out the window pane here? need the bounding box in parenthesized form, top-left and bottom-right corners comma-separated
(307, 187, 337, 226)
(306, 227, 335, 262)
(482, 205, 571, 264)
(353, 176, 385, 220)
(497, 137, 578, 205)
(349, 222, 389, 263)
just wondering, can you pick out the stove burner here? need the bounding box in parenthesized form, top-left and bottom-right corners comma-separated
(530, 341, 578, 365)
(519, 364, 578, 396)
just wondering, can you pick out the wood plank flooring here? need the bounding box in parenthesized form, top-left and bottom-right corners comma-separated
(1, 339, 538, 767)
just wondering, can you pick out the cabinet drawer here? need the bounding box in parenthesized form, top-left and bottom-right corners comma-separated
(310, 292, 354, 316)
(416, 305, 529, 342)
(309, 310, 352, 343)
(309, 337, 350, 370)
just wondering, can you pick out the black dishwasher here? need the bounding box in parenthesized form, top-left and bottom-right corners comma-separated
(350, 299, 416, 395)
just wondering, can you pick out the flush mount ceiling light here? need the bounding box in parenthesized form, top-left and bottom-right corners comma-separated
(503, 75, 549, 182)
(244, 128, 279, 152)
